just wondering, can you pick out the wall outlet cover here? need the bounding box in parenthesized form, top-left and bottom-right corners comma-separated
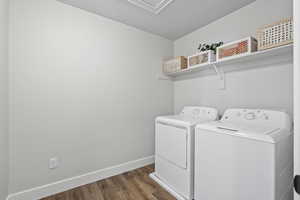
(49, 157, 59, 169)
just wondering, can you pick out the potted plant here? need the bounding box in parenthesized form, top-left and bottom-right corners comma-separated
(198, 42, 224, 54)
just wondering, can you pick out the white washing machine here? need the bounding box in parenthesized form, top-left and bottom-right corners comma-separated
(194, 108, 293, 200)
(150, 106, 219, 200)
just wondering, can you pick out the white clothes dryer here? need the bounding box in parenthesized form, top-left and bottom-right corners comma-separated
(150, 106, 219, 200)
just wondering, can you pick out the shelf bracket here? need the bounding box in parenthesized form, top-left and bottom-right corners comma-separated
(212, 64, 224, 80)
(156, 74, 172, 81)
(212, 64, 225, 89)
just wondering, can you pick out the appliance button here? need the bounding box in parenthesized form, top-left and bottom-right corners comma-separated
(264, 114, 269, 120)
(245, 112, 256, 120)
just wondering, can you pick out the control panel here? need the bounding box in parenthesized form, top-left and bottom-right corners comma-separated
(223, 109, 269, 121)
(181, 106, 218, 120)
(221, 109, 291, 130)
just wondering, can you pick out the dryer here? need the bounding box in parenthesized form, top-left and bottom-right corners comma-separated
(150, 106, 219, 200)
(194, 108, 293, 200)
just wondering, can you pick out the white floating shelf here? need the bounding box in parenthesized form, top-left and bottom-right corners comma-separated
(165, 44, 293, 78)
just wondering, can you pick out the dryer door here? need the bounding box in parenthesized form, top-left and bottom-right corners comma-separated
(156, 122, 187, 169)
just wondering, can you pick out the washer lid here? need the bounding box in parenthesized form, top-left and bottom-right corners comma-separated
(196, 121, 291, 143)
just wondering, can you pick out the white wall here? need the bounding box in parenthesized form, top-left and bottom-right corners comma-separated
(9, 0, 173, 194)
(0, 0, 9, 199)
(294, 0, 300, 199)
(8, 0, 294, 196)
(174, 0, 293, 115)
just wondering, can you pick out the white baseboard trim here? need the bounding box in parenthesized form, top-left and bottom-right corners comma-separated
(7, 156, 154, 200)
(149, 173, 186, 200)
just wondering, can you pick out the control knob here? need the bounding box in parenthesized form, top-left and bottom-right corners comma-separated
(245, 112, 256, 120)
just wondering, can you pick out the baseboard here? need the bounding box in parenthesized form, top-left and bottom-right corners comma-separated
(149, 173, 186, 200)
(7, 156, 154, 200)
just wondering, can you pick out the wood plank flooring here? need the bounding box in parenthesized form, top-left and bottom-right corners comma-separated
(41, 165, 176, 200)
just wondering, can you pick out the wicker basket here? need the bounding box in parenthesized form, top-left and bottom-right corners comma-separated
(257, 18, 293, 50)
(217, 37, 257, 61)
(188, 50, 216, 68)
(162, 56, 187, 74)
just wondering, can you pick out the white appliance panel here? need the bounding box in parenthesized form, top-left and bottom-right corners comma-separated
(152, 106, 219, 200)
(195, 129, 275, 200)
(155, 156, 189, 198)
(156, 123, 187, 169)
(194, 109, 292, 200)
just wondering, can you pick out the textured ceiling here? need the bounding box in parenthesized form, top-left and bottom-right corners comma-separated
(58, 0, 256, 40)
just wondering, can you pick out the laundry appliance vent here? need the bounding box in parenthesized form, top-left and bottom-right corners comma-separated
(127, 0, 174, 14)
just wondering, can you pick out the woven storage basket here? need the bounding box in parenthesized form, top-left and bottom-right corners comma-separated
(217, 37, 257, 61)
(257, 18, 293, 50)
(162, 56, 187, 74)
(188, 50, 216, 68)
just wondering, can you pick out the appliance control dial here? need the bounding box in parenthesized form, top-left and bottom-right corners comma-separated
(245, 112, 256, 120)
(262, 113, 269, 120)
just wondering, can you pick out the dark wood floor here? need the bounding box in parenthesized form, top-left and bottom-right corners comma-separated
(41, 165, 176, 200)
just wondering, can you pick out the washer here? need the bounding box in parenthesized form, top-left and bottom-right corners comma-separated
(150, 106, 219, 200)
(194, 108, 293, 200)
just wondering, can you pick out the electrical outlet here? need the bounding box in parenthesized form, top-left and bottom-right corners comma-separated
(49, 157, 59, 169)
